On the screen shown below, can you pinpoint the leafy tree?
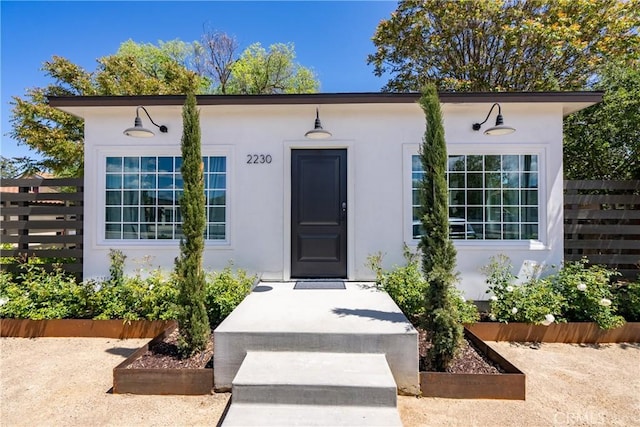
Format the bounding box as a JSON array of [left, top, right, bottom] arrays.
[[0, 157, 45, 178], [113, 39, 211, 93], [9, 52, 204, 176], [369, 0, 639, 92], [418, 84, 462, 371], [174, 90, 210, 355], [227, 43, 319, 94], [564, 62, 640, 180]]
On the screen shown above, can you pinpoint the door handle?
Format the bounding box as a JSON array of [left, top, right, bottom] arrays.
[[341, 202, 347, 218]]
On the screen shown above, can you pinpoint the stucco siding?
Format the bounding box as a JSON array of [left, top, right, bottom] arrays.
[[81, 101, 565, 299]]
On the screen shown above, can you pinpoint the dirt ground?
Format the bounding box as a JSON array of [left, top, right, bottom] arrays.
[[1, 338, 638, 427]]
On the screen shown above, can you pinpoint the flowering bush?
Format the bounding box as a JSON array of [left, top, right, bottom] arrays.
[[551, 259, 624, 329], [483, 255, 565, 325], [483, 255, 627, 329]]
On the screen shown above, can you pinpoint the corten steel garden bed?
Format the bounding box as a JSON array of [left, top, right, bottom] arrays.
[[113, 323, 213, 395], [420, 328, 526, 400], [0, 319, 175, 339], [466, 322, 640, 344]]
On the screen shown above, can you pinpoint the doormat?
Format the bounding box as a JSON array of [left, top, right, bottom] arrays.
[[294, 281, 346, 290]]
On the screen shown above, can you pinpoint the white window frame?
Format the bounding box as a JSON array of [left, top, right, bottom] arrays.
[[96, 145, 233, 248], [403, 143, 548, 250]]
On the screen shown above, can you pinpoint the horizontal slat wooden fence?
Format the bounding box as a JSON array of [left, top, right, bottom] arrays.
[[564, 180, 640, 279], [1, 177, 83, 278]]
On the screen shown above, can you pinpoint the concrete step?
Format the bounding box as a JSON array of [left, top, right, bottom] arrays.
[[231, 351, 398, 407], [221, 403, 403, 427], [214, 282, 419, 395]]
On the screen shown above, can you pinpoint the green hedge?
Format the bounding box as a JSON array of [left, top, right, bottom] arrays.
[[0, 258, 255, 325]]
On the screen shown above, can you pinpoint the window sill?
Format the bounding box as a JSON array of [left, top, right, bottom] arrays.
[[408, 239, 549, 251], [97, 240, 232, 249]]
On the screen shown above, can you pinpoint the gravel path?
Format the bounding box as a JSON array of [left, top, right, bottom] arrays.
[[1, 338, 638, 426]]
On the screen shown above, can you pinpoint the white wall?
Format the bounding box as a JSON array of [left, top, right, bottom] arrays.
[[81, 101, 564, 300]]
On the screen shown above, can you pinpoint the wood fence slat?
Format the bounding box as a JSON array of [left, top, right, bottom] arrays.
[[0, 235, 83, 244], [564, 194, 640, 205], [2, 220, 83, 229], [564, 224, 640, 234], [564, 209, 640, 220], [0, 206, 84, 216], [0, 178, 83, 187], [564, 240, 640, 250], [0, 192, 84, 202], [564, 180, 640, 191]]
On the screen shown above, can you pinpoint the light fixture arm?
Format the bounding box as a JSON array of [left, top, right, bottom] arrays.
[[314, 108, 321, 126], [136, 106, 168, 133], [304, 106, 332, 139], [472, 103, 501, 131]]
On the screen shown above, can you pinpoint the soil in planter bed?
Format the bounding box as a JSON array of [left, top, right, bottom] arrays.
[[417, 327, 505, 374], [127, 326, 502, 373], [126, 328, 213, 369]]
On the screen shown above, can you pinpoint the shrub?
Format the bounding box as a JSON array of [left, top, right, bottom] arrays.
[[483, 255, 626, 329], [551, 259, 624, 329], [204, 264, 255, 328], [614, 280, 640, 322], [484, 255, 565, 325], [490, 278, 566, 325], [0, 261, 92, 319], [90, 268, 179, 321], [0, 249, 251, 324], [367, 247, 478, 324], [450, 287, 480, 324], [367, 247, 427, 319]]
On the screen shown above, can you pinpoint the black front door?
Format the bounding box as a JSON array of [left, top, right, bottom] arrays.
[[291, 149, 347, 278]]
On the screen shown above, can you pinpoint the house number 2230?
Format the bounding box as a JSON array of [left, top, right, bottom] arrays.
[[246, 154, 273, 164]]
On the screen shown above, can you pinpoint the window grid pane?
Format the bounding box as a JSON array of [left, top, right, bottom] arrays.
[[105, 156, 226, 241], [412, 154, 538, 240]]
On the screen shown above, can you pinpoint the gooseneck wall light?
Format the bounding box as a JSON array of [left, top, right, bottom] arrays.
[[123, 106, 168, 138], [304, 108, 332, 139], [472, 103, 516, 136]]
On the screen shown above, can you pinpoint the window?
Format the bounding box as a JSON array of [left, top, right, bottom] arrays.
[[105, 156, 226, 241], [412, 154, 538, 240]]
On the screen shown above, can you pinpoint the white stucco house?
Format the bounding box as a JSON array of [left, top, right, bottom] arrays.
[[49, 91, 601, 301]]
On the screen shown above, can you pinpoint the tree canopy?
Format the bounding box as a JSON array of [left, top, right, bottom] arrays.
[[227, 43, 319, 94], [564, 62, 640, 180], [10, 34, 319, 176], [368, 0, 639, 92]]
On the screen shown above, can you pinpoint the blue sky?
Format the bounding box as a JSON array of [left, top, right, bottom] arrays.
[[1, 0, 397, 160]]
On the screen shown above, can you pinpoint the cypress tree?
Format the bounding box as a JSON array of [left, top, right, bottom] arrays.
[[175, 91, 210, 354], [418, 83, 462, 371]]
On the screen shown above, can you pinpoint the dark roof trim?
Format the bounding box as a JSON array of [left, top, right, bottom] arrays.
[[48, 91, 603, 107]]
